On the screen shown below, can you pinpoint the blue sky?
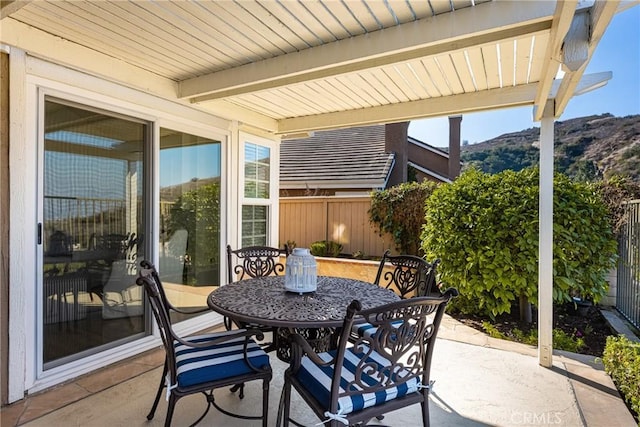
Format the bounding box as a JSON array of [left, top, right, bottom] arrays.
[[408, 5, 640, 147], [160, 144, 221, 188]]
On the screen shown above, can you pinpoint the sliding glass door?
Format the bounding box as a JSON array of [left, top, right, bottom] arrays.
[[41, 99, 147, 368], [159, 128, 221, 323], [40, 98, 224, 369]]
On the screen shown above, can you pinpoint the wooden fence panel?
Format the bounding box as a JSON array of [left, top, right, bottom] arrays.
[[279, 198, 327, 248], [280, 196, 394, 257]]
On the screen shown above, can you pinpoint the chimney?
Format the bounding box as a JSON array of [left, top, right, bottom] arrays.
[[448, 115, 462, 179], [385, 122, 410, 187]]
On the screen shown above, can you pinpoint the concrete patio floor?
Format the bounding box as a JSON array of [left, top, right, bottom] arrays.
[[2, 314, 636, 427]]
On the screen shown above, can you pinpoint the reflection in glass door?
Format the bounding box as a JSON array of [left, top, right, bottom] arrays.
[[42, 99, 147, 368], [159, 128, 221, 322]]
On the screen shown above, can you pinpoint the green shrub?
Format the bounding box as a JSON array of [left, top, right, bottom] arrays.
[[421, 167, 618, 318], [511, 328, 539, 346], [369, 181, 440, 255], [481, 323, 584, 351], [594, 176, 640, 235], [552, 329, 585, 353], [285, 240, 297, 251], [167, 182, 221, 284], [310, 240, 343, 257], [603, 335, 640, 420], [481, 321, 506, 340]]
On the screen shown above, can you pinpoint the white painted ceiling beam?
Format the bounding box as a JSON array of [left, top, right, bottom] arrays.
[[276, 71, 613, 135], [533, 0, 578, 122], [197, 100, 279, 132], [181, 0, 557, 102], [276, 83, 542, 135], [554, 0, 620, 117], [562, 10, 590, 72], [0, 0, 32, 19]]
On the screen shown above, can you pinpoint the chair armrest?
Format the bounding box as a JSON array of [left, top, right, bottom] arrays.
[[168, 304, 210, 316], [441, 287, 459, 299], [288, 333, 335, 372], [173, 328, 265, 349]]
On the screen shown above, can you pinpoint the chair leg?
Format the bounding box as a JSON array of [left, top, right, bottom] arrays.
[[421, 397, 430, 427], [277, 376, 292, 427], [262, 378, 270, 427], [230, 382, 245, 398], [148, 362, 168, 420], [164, 394, 178, 427], [223, 316, 234, 331]]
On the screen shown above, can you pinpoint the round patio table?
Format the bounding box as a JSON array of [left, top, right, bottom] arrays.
[[207, 275, 399, 361]]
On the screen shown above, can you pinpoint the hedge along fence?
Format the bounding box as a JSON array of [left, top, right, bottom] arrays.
[[603, 335, 640, 421], [279, 196, 396, 258]]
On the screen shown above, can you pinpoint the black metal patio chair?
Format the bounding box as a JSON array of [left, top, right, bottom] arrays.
[[351, 250, 440, 340], [227, 244, 290, 282], [277, 288, 457, 427], [137, 261, 272, 427], [374, 250, 440, 298], [224, 244, 290, 332]]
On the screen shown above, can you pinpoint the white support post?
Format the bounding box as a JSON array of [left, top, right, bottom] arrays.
[[538, 100, 555, 367], [126, 160, 138, 237]]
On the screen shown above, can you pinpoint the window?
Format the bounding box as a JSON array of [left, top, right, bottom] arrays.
[[244, 143, 270, 199], [242, 205, 268, 247], [241, 140, 278, 247]]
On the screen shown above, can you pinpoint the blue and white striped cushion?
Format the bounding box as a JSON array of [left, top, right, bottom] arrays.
[[295, 345, 419, 415], [351, 320, 405, 340], [174, 329, 270, 388]]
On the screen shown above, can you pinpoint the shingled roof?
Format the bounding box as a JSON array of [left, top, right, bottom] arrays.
[[280, 125, 395, 191]]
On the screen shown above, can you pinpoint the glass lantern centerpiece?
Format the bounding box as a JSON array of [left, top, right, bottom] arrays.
[[285, 248, 317, 294]]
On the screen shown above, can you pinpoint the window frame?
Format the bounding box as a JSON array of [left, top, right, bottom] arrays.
[[238, 133, 280, 248]]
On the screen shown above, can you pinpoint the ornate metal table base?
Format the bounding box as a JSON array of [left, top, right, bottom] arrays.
[[274, 327, 336, 362]]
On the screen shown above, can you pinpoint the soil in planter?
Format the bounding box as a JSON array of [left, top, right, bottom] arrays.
[[449, 303, 613, 356]]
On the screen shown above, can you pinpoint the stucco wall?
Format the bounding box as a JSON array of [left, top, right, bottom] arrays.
[[1, 51, 9, 405]]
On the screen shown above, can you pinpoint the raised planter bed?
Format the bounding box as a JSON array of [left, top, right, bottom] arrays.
[[315, 256, 380, 283]]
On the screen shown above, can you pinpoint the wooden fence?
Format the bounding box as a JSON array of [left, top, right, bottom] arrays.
[[279, 196, 395, 258]]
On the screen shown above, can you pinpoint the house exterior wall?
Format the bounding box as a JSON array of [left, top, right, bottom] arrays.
[[407, 144, 450, 181], [2, 51, 280, 402], [1, 51, 10, 406], [385, 122, 410, 187]]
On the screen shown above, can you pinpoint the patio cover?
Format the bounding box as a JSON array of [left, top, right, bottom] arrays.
[[1, 0, 633, 367]]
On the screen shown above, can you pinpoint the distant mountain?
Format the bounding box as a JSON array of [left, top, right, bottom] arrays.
[[461, 114, 640, 182]]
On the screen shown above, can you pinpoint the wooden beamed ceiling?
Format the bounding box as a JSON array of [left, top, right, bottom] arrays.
[[0, 0, 625, 136]]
